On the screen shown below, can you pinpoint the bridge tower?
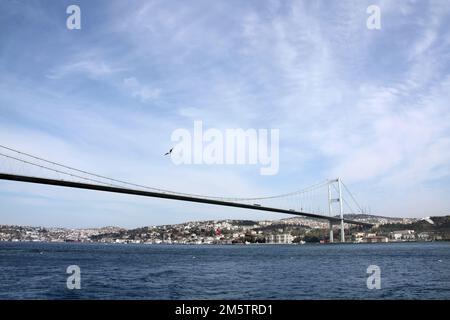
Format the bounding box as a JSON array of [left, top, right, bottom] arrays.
[[327, 183, 334, 243], [338, 177, 345, 242], [327, 178, 345, 243]]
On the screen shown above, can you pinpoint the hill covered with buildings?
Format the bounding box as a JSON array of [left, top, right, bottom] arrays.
[[1, 214, 449, 244]]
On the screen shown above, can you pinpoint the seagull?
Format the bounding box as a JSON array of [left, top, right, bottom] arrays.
[[164, 148, 173, 156]]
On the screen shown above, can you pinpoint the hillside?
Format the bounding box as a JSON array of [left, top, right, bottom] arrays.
[[375, 216, 450, 240]]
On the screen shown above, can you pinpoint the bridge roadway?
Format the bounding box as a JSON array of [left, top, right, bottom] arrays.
[[0, 173, 372, 227]]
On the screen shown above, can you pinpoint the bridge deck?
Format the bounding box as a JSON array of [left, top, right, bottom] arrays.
[[0, 173, 372, 227]]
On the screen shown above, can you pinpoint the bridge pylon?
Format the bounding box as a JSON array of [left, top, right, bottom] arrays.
[[329, 220, 334, 243], [327, 178, 345, 243]]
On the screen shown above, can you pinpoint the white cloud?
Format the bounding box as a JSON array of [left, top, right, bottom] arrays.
[[123, 77, 161, 102], [1, 0, 450, 225], [47, 60, 119, 79]]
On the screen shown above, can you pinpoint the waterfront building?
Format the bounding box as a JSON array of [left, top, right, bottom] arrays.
[[389, 230, 415, 241], [362, 236, 389, 243], [265, 234, 294, 244]]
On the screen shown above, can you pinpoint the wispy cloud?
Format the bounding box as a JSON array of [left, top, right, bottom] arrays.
[[1, 0, 449, 226], [123, 77, 161, 102], [47, 60, 118, 79]]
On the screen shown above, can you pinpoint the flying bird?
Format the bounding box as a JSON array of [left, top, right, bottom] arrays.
[[164, 148, 173, 156]]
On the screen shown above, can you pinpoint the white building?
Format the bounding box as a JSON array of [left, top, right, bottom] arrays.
[[265, 234, 294, 244], [389, 230, 415, 241]]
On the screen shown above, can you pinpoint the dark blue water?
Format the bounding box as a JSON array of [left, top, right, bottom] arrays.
[[0, 242, 449, 299]]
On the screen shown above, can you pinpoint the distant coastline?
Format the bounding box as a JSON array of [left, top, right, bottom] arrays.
[[1, 214, 449, 244]]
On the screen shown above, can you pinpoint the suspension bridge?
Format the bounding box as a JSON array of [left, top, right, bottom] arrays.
[[0, 144, 373, 243]]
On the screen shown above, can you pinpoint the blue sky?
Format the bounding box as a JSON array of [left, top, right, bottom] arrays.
[[0, 0, 449, 228]]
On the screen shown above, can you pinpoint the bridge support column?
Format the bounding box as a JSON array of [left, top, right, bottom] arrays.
[[338, 178, 345, 243], [329, 221, 334, 243]]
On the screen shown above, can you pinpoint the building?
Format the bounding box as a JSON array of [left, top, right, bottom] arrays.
[[265, 234, 294, 244], [353, 232, 365, 243], [362, 236, 389, 243], [417, 232, 431, 241], [389, 230, 415, 241]]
